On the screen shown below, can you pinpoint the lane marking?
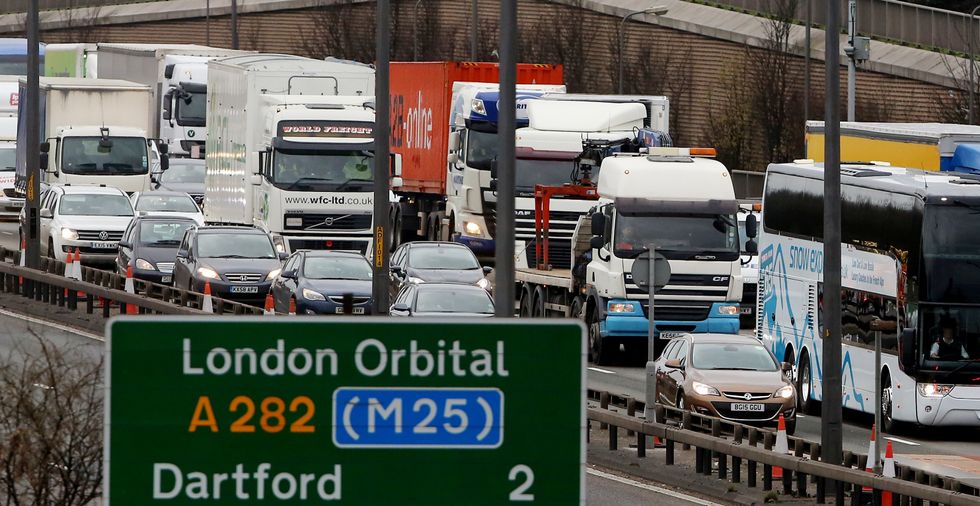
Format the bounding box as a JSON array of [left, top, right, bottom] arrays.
[[588, 367, 616, 375], [587, 468, 722, 505], [885, 436, 921, 447], [0, 307, 103, 341], [1, 231, 12, 236]]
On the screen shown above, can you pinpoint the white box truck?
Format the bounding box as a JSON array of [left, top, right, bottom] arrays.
[[206, 54, 376, 253], [44, 43, 98, 78], [0, 75, 19, 214], [15, 77, 163, 194], [97, 43, 247, 157]]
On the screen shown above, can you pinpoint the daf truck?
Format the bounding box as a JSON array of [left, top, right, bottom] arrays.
[[205, 54, 376, 253], [388, 61, 564, 254], [97, 44, 247, 157], [15, 77, 163, 194], [515, 146, 745, 364]]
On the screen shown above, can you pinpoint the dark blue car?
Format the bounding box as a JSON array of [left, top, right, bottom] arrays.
[[269, 250, 373, 315]]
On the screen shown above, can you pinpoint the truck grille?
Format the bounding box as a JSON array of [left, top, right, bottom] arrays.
[[483, 201, 497, 237], [223, 273, 264, 284], [284, 213, 372, 231], [77, 230, 124, 241], [288, 239, 368, 253], [625, 273, 729, 298], [641, 302, 712, 322]]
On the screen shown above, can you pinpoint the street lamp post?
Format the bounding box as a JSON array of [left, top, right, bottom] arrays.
[[618, 6, 668, 94], [969, 4, 980, 124]]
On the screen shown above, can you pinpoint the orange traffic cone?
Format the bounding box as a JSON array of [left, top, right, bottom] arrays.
[[882, 441, 896, 505], [288, 297, 297, 316], [202, 281, 213, 313], [863, 424, 877, 493], [73, 248, 82, 280], [773, 414, 789, 479], [63, 249, 74, 298], [125, 265, 138, 315], [264, 293, 275, 316]]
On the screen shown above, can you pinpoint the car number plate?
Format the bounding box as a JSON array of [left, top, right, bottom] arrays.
[[90, 241, 117, 249], [161, 275, 172, 284], [740, 306, 753, 315], [731, 403, 764, 412], [229, 286, 259, 294], [659, 331, 685, 339], [335, 307, 366, 315]]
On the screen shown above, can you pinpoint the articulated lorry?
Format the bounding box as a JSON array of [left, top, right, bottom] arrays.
[[510, 95, 670, 270], [15, 77, 163, 194], [97, 44, 247, 157], [805, 121, 980, 174], [387, 61, 564, 254], [205, 54, 376, 253], [515, 145, 745, 364], [44, 43, 98, 78]]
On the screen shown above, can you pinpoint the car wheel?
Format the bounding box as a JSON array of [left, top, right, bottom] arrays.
[[47, 239, 54, 260], [676, 390, 688, 428], [797, 352, 819, 415], [588, 307, 614, 365]]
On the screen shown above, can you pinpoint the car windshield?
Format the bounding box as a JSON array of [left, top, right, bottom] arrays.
[[615, 213, 739, 261], [691, 343, 778, 371], [160, 162, 205, 184], [197, 233, 276, 259], [270, 149, 374, 191], [303, 256, 372, 280], [176, 90, 206, 126], [408, 247, 480, 270], [515, 158, 578, 197], [416, 288, 494, 314], [0, 148, 14, 171], [59, 194, 133, 216], [139, 221, 193, 246], [61, 137, 149, 175], [136, 194, 199, 213]]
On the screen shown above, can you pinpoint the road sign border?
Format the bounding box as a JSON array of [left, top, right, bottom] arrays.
[[104, 315, 587, 506]]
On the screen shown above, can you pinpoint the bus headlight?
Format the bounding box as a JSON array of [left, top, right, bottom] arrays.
[[608, 302, 637, 313], [717, 305, 740, 315], [917, 383, 953, 397]]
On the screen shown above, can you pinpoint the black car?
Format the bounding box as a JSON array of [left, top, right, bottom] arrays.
[[173, 226, 286, 305], [154, 158, 205, 206], [388, 242, 492, 300], [116, 215, 197, 285], [270, 250, 373, 315], [390, 283, 495, 317]]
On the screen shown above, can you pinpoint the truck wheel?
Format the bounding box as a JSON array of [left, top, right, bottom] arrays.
[[531, 286, 546, 317], [588, 309, 614, 364], [569, 296, 584, 320], [518, 287, 532, 317]]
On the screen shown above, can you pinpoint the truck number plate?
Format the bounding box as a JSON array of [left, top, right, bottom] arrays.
[[90, 241, 117, 249], [740, 306, 753, 315], [731, 403, 764, 412], [230, 286, 259, 294], [335, 307, 366, 314]]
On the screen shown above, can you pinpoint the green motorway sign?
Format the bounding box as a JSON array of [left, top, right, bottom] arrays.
[[106, 317, 585, 504]]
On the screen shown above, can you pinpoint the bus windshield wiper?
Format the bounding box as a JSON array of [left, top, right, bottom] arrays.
[[936, 358, 980, 381]]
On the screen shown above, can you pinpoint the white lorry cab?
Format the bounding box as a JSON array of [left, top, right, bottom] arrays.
[[205, 54, 376, 254]]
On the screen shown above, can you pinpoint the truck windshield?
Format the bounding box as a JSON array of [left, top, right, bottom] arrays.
[[466, 130, 496, 170], [614, 213, 739, 261], [175, 90, 206, 127], [61, 137, 149, 175], [0, 147, 14, 171], [515, 158, 578, 196], [271, 148, 373, 191]]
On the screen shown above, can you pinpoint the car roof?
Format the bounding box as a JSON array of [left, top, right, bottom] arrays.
[[133, 214, 198, 223], [407, 241, 470, 250], [414, 282, 488, 292], [52, 184, 126, 196], [137, 190, 193, 197], [686, 333, 765, 345], [193, 226, 267, 234]]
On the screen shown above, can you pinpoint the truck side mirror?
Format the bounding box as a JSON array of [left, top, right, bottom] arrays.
[[160, 155, 169, 172], [40, 153, 48, 170], [164, 64, 176, 79], [257, 150, 266, 176], [489, 158, 498, 179], [162, 90, 174, 121], [448, 131, 461, 152], [746, 214, 759, 239], [744, 239, 758, 255], [39, 141, 49, 153], [590, 212, 605, 237], [589, 235, 604, 250], [389, 153, 402, 177], [157, 142, 169, 155], [898, 328, 917, 373]]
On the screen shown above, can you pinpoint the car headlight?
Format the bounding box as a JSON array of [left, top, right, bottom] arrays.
[[135, 258, 155, 271], [267, 268, 281, 280], [608, 302, 637, 313], [917, 383, 953, 398], [775, 385, 794, 399], [197, 267, 219, 279], [477, 278, 491, 290], [464, 221, 482, 236], [302, 288, 325, 301], [407, 276, 425, 284], [692, 381, 720, 396], [717, 304, 740, 315], [61, 228, 78, 241]]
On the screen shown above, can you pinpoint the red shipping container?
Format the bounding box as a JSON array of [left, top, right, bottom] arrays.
[[390, 62, 563, 195]]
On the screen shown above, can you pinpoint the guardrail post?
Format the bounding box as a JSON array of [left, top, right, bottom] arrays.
[[599, 392, 610, 430], [795, 441, 807, 497], [718, 451, 727, 480], [783, 465, 793, 496], [817, 476, 826, 503], [695, 445, 704, 473], [681, 412, 692, 450], [608, 424, 617, 450], [836, 479, 845, 506], [626, 398, 636, 437], [67, 284, 76, 310], [850, 482, 860, 506], [763, 462, 773, 491], [732, 454, 740, 483], [748, 459, 757, 488], [665, 438, 674, 465], [103, 297, 111, 318], [636, 431, 645, 458], [85, 292, 93, 314], [702, 447, 712, 476]]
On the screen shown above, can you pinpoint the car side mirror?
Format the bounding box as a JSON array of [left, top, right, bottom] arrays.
[[482, 266, 493, 275], [745, 239, 758, 256], [664, 358, 683, 369], [591, 212, 605, 237], [746, 214, 759, 238], [391, 302, 411, 314], [281, 269, 297, 279], [590, 235, 604, 250], [781, 362, 792, 373], [39, 208, 52, 219], [118, 240, 132, 249], [898, 328, 917, 373], [176, 250, 188, 259]]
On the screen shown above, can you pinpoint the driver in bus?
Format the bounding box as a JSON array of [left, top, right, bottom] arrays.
[[930, 317, 970, 360]]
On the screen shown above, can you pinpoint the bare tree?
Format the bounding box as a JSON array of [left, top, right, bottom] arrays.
[[299, 0, 376, 64], [705, 62, 753, 172], [0, 336, 104, 506], [46, 2, 105, 43], [520, 0, 597, 92]]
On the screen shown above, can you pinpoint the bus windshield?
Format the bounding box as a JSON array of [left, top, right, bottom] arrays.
[[614, 213, 739, 261], [917, 304, 980, 381], [922, 203, 980, 304]]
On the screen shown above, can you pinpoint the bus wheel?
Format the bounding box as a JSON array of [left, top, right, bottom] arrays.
[[881, 375, 901, 434], [797, 353, 819, 415]]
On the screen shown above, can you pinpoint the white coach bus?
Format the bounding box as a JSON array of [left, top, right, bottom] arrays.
[[758, 160, 980, 431]]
